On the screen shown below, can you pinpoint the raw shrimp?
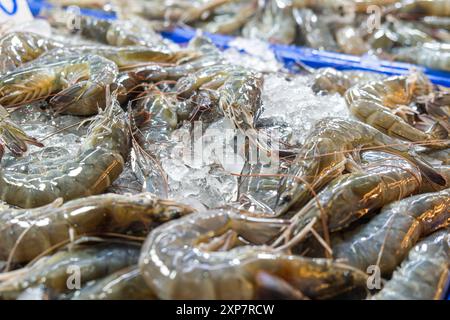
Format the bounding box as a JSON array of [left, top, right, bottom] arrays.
[[276, 117, 446, 214], [391, 43, 450, 71], [73, 266, 156, 300], [0, 97, 129, 208], [352, 0, 398, 11], [371, 229, 449, 300], [139, 208, 368, 300], [333, 189, 450, 275], [202, 1, 257, 35], [175, 64, 237, 98], [76, 16, 165, 47], [130, 88, 194, 197], [47, 0, 109, 9], [422, 149, 450, 165], [0, 193, 195, 264], [289, 0, 353, 11], [392, 0, 450, 17], [182, 0, 236, 24], [218, 67, 264, 142], [132, 35, 224, 84], [242, 1, 296, 45], [311, 67, 385, 95], [0, 54, 118, 115], [345, 72, 449, 148], [0, 32, 61, 74], [41, 43, 189, 71], [283, 156, 437, 242], [0, 243, 140, 300]]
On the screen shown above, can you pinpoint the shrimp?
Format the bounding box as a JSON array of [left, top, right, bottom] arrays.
[[352, 0, 398, 12], [289, 0, 353, 11], [0, 193, 195, 264], [332, 189, 450, 276], [46, 44, 191, 71], [0, 32, 61, 74], [241, 0, 296, 45], [131, 88, 195, 197], [282, 155, 442, 244], [311, 67, 386, 95], [371, 229, 450, 300], [73, 266, 156, 300], [182, 0, 236, 24], [0, 96, 129, 208], [76, 16, 165, 48], [175, 64, 237, 98], [391, 0, 450, 17], [132, 35, 224, 84], [218, 67, 264, 146], [276, 117, 446, 214], [0, 54, 118, 116], [0, 106, 43, 159], [139, 208, 368, 300], [345, 72, 450, 149], [47, 0, 109, 9], [391, 43, 450, 72], [0, 243, 141, 300], [202, 1, 257, 35], [421, 149, 450, 165]]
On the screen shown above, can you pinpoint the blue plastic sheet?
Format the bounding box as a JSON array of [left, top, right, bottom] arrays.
[[24, 0, 450, 301]]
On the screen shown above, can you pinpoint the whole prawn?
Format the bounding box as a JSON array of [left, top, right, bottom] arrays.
[[280, 154, 443, 245], [0, 96, 129, 208], [311, 67, 385, 95], [0, 193, 195, 264], [276, 117, 446, 215], [0, 54, 118, 116], [345, 72, 449, 149], [139, 208, 368, 300]]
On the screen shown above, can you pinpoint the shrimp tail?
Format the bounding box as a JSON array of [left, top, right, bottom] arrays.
[[410, 151, 447, 186], [50, 81, 102, 114], [0, 122, 44, 157]]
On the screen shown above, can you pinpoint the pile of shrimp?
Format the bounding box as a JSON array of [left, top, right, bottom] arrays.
[[0, 13, 448, 300], [81, 0, 450, 72]]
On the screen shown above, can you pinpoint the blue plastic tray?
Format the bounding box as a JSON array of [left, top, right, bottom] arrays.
[[25, 0, 450, 300]]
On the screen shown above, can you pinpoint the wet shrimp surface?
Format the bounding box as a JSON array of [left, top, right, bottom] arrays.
[[0, 12, 448, 300]]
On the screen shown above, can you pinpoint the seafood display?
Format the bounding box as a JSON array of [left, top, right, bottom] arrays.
[[120, 0, 450, 72], [0, 5, 449, 301]]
